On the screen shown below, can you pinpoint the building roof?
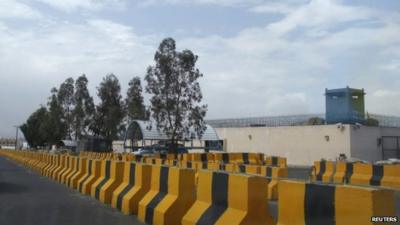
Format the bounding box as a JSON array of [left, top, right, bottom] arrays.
[[325, 87, 365, 95]]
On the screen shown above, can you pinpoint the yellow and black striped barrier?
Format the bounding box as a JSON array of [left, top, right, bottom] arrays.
[[69, 157, 87, 189], [265, 156, 287, 167], [182, 170, 275, 225], [92, 160, 111, 199], [277, 180, 396, 225], [99, 161, 125, 204], [138, 165, 195, 225], [311, 160, 335, 182]]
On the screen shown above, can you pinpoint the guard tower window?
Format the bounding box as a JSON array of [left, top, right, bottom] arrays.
[[352, 95, 359, 99]]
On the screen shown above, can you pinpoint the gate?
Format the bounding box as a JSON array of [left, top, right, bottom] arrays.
[[382, 136, 400, 160]]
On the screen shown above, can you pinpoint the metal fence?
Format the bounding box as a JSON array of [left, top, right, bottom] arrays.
[[206, 113, 400, 128]]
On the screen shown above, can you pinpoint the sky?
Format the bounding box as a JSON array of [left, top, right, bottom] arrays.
[[0, 0, 400, 137]]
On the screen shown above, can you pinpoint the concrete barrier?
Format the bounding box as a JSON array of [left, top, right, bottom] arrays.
[[265, 156, 287, 168], [138, 166, 170, 224], [381, 164, 400, 189], [219, 163, 236, 173], [182, 170, 274, 225], [112, 162, 135, 209], [277, 180, 396, 225], [69, 158, 87, 189], [237, 164, 260, 175], [66, 157, 81, 187], [99, 161, 125, 204], [180, 161, 194, 169], [139, 166, 195, 225], [92, 160, 111, 199], [52, 155, 67, 181], [333, 162, 354, 184], [350, 163, 373, 186], [119, 163, 152, 215], [41, 154, 53, 176], [65, 157, 79, 186], [312, 161, 335, 182], [213, 153, 233, 164], [260, 166, 288, 200], [81, 160, 102, 195], [77, 159, 93, 192]]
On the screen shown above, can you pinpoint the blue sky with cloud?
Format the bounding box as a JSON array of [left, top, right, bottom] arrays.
[[0, 0, 400, 137]]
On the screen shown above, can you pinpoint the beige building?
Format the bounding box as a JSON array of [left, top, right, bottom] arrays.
[[215, 124, 400, 166]]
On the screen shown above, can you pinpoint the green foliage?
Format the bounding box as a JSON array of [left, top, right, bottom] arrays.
[[57, 77, 75, 139], [73, 74, 95, 140], [308, 117, 325, 125], [43, 87, 67, 144], [126, 76, 148, 121], [366, 118, 379, 126], [92, 74, 125, 147], [20, 106, 49, 148], [145, 38, 207, 152]]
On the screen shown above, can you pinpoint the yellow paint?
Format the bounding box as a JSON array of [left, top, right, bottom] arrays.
[[181, 170, 213, 225], [121, 163, 152, 215], [335, 185, 395, 225]]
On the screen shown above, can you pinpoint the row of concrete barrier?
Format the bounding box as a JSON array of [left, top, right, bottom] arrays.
[[0, 150, 288, 201], [0, 150, 276, 225], [80, 151, 288, 167], [1, 150, 397, 225], [312, 160, 400, 189]]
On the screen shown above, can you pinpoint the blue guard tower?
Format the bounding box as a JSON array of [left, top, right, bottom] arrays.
[[325, 87, 366, 124]]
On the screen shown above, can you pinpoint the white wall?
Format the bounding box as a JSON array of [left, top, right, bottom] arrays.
[[215, 125, 351, 166], [350, 126, 400, 162]]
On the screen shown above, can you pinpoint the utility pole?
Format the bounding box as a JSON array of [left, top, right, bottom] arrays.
[[14, 125, 19, 150]]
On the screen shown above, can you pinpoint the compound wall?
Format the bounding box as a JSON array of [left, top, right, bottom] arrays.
[[215, 125, 400, 166]]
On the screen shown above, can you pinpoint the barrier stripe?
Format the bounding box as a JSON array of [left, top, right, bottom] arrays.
[[344, 163, 353, 183], [220, 164, 226, 171], [117, 163, 136, 210], [67, 157, 80, 186], [201, 154, 207, 162], [243, 153, 249, 164], [266, 167, 272, 177], [145, 166, 169, 225], [239, 165, 245, 173], [201, 163, 207, 169], [370, 165, 384, 186], [79, 160, 92, 192], [304, 183, 335, 225], [196, 172, 228, 225], [271, 157, 278, 166], [316, 161, 326, 181], [222, 154, 229, 163], [187, 161, 192, 169], [95, 161, 111, 199]]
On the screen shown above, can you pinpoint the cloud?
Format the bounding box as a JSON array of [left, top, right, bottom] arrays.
[[0, 0, 42, 19], [35, 0, 126, 12], [139, 0, 263, 8], [0, 18, 158, 137], [1, 0, 400, 136]]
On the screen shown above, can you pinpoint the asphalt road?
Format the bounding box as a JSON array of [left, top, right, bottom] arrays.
[[0, 157, 144, 225]]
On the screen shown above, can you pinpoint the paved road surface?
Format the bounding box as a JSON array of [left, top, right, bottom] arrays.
[[0, 157, 144, 225]]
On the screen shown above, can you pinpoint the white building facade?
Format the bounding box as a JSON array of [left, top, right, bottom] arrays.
[[215, 124, 400, 166]]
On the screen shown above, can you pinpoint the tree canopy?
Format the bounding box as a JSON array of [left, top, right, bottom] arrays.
[[73, 74, 95, 140], [93, 74, 125, 147], [20, 106, 49, 148], [126, 76, 148, 121], [145, 38, 208, 152], [19, 37, 208, 151]]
